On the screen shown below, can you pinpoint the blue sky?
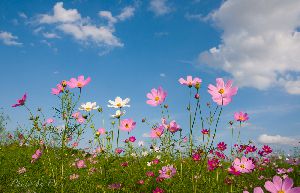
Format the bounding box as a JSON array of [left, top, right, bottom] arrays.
[[0, 0, 299, 149]]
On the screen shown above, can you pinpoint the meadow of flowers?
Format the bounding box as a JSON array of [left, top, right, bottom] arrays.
[[0, 75, 299, 193]]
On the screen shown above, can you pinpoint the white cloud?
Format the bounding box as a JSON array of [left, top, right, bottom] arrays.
[[160, 73, 166, 77], [185, 13, 204, 21], [43, 32, 61, 39], [258, 134, 299, 146], [36, 2, 135, 51], [18, 12, 28, 19], [149, 0, 172, 16], [0, 31, 22, 46], [198, 0, 300, 94]]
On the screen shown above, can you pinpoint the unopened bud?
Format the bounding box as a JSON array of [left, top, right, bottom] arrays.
[[195, 93, 200, 99], [61, 80, 67, 87], [164, 104, 168, 109]]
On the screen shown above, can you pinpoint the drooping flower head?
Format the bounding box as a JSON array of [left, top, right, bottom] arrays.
[[51, 84, 64, 95], [264, 176, 300, 193], [108, 97, 130, 108], [146, 87, 167, 106], [67, 75, 91, 89], [159, 165, 176, 179], [234, 112, 249, 122], [79, 102, 99, 112], [111, 110, 126, 118], [150, 125, 164, 138], [208, 78, 238, 106], [119, 119, 136, 132], [129, 136, 136, 142], [178, 75, 202, 88], [233, 156, 255, 173], [201, 129, 209, 135], [12, 93, 27, 107]]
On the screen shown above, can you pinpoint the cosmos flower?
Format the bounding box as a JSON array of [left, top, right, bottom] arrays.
[[31, 149, 42, 163], [178, 75, 202, 88], [129, 136, 136, 142], [51, 84, 64, 95], [208, 78, 238, 106], [234, 112, 249, 122], [161, 118, 180, 133], [79, 102, 99, 112], [243, 187, 264, 193], [153, 187, 165, 193], [119, 119, 136, 132], [159, 165, 176, 179], [150, 125, 164, 138], [76, 160, 86, 169], [146, 87, 167, 106], [217, 142, 227, 151], [108, 97, 130, 108], [201, 129, 209, 135], [264, 176, 300, 193], [69, 174, 79, 180], [67, 75, 91, 89], [12, 93, 27, 107], [111, 109, 126, 118], [96, 128, 105, 136], [233, 156, 255, 173]]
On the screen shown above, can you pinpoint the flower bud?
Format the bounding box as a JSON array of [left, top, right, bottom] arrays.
[[194, 93, 200, 99]]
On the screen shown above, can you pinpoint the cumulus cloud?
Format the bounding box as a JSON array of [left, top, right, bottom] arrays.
[[149, 0, 173, 16], [36, 2, 135, 51], [258, 134, 299, 146], [0, 31, 22, 46], [198, 0, 300, 94]]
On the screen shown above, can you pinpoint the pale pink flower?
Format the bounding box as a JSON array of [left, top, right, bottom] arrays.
[[150, 125, 164, 138], [208, 78, 238, 106], [72, 112, 81, 119], [234, 112, 249, 122], [146, 87, 167, 106], [69, 174, 79, 180], [17, 167, 26, 174], [159, 165, 176, 179], [264, 176, 300, 193], [243, 187, 264, 193], [96, 128, 105, 136], [51, 84, 63, 95], [77, 116, 85, 124], [12, 93, 27, 107], [46, 118, 54, 124], [161, 118, 180, 133], [76, 160, 86, 169], [233, 156, 255, 173], [31, 149, 42, 163], [72, 142, 78, 147], [67, 75, 91, 89], [178, 76, 202, 88], [119, 119, 136, 132]]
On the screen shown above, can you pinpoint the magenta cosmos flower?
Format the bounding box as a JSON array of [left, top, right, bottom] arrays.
[[243, 187, 264, 193], [208, 78, 238, 106], [265, 176, 300, 193], [159, 165, 176, 179], [119, 119, 136, 132], [217, 142, 227, 151], [150, 125, 164, 138], [161, 118, 180, 133], [234, 112, 249, 122], [67, 75, 91, 89], [146, 87, 167, 106], [233, 156, 255, 173], [178, 75, 202, 88], [51, 84, 64, 95], [12, 93, 27, 107]]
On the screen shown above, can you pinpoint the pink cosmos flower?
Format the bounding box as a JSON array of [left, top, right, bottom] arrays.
[[262, 145, 272, 155], [178, 76, 202, 88], [183, 136, 188, 143], [146, 171, 155, 177], [46, 118, 54, 124], [72, 112, 81, 119], [233, 156, 255, 173], [201, 129, 209, 135], [161, 118, 180, 133], [208, 78, 238, 106], [76, 160, 86, 169], [129, 136, 136, 142], [115, 148, 123, 154], [150, 125, 164, 138], [217, 142, 227, 151], [67, 75, 91, 89], [159, 165, 176, 179], [243, 187, 264, 193], [146, 87, 167, 106], [96, 128, 105, 136], [153, 187, 165, 193], [192, 153, 201, 161], [228, 166, 241, 176], [77, 116, 85, 124], [207, 158, 220, 171], [31, 149, 42, 163], [264, 176, 300, 193], [12, 93, 27, 107], [234, 112, 249, 122], [51, 84, 63, 95], [119, 119, 136, 132]]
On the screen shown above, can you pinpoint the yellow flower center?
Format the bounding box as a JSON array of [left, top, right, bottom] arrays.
[[218, 88, 225, 94], [85, 107, 91, 111], [278, 191, 285, 193], [125, 124, 129, 128], [240, 164, 245, 169], [77, 82, 83, 87], [156, 131, 162, 137], [116, 103, 122, 107], [155, 96, 160, 101], [166, 170, 171, 175]]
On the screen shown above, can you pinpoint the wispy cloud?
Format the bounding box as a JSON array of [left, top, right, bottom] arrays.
[[43, 32, 61, 39], [199, 0, 300, 95], [160, 73, 166, 77], [154, 31, 169, 37], [258, 134, 299, 146], [0, 31, 22, 46], [149, 0, 173, 16], [185, 13, 205, 21], [35, 2, 135, 53], [18, 12, 28, 19]]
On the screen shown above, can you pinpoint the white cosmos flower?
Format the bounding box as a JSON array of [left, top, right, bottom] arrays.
[[142, 151, 148, 157], [108, 97, 130, 108], [79, 102, 99, 112], [138, 141, 144, 147], [110, 110, 126, 118], [147, 162, 152, 166]]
